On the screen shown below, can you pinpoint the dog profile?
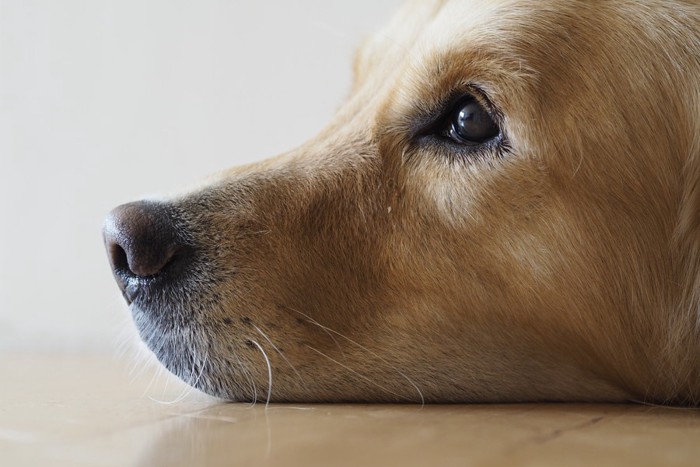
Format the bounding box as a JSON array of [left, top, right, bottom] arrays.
[[103, 0, 700, 405]]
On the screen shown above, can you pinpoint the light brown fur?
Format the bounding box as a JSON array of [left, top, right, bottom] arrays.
[[116, 0, 700, 404]]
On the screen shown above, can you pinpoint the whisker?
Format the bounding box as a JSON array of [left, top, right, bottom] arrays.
[[292, 312, 347, 360], [127, 354, 146, 381], [253, 324, 306, 388], [233, 353, 258, 407], [288, 306, 425, 406], [149, 352, 209, 405], [124, 341, 154, 383], [249, 339, 273, 408], [629, 398, 700, 410], [140, 360, 164, 399], [305, 345, 414, 402], [159, 364, 173, 400]]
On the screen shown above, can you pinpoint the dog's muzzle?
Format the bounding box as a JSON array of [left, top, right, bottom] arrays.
[[102, 201, 192, 304]]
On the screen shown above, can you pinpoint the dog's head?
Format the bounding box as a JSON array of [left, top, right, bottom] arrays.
[[104, 0, 700, 403]]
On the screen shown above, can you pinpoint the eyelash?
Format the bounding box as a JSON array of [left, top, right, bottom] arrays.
[[417, 133, 507, 165]]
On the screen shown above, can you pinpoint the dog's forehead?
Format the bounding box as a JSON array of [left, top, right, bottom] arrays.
[[350, 0, 559, 131], [353, 0, 573, 114], [359, 0, 536, 76], [419, 0, 526, 50]]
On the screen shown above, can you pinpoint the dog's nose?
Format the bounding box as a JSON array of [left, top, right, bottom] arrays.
[[103, 201, 187, 300]]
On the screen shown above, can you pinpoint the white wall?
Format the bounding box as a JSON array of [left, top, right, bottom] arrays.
[[0, 0, 403, 352]]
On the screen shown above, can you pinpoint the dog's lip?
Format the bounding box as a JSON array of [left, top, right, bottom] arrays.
[[113, 277, 136, 305], [112, 270, 152, 305], [124, 281, 141, 304]]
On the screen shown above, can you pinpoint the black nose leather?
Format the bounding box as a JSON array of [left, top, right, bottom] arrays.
[[103, 201, 186, 300]]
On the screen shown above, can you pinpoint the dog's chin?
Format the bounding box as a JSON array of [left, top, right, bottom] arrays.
[[128, 302, 248, 401]]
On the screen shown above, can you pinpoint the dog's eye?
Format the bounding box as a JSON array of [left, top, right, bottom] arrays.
[[448, 97, 499, 145]]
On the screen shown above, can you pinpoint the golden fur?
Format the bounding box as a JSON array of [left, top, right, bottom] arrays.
[[109, 0, 700, 404]]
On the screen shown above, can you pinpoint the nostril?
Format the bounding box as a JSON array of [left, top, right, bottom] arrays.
[[125, 243, 179, 277], [108, 242, 129, 274], [103, 200, 189, 289]]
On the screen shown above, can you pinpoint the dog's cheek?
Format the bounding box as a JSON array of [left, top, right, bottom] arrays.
[[157, 145, 398, 398]]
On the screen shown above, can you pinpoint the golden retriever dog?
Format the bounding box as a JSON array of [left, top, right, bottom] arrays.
[[103, 0, 700, 405]]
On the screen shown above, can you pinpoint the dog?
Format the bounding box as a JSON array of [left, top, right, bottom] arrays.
[[103, 0, 700, 405]]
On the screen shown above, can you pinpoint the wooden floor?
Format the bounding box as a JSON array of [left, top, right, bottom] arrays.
[[1, 355, 699, 466]]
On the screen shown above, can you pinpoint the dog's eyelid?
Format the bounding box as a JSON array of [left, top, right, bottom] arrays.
[[412, 85, 502, 135]]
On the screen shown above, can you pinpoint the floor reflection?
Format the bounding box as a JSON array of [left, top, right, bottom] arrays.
[[136, 405, 315, 466]]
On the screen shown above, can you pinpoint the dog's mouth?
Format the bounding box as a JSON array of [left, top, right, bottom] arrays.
[[127, 291, 286, 402], [124, 276, 245, 400], [102, 200, 238, 396]]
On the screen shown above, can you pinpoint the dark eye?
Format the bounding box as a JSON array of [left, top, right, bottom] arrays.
[[448, 97, 499, 145]]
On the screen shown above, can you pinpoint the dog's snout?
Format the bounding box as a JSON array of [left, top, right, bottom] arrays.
[[103, 201, 188, 300]]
